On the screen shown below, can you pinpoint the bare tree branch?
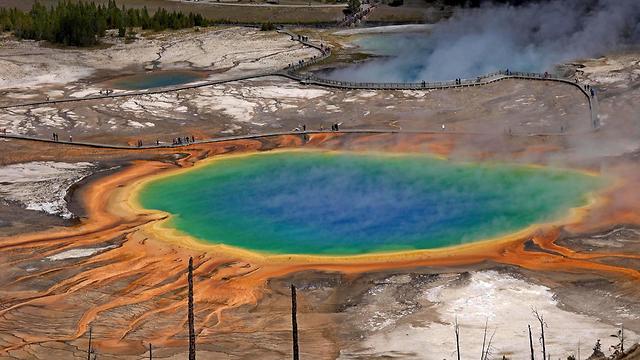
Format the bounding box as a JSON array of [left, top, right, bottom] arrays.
[[532, 308, 546, 360], [484, 328, 497, 360], [481, 319, 488, 360]]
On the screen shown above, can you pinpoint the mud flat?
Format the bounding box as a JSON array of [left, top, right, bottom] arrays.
[[0, 26, 316, 93]]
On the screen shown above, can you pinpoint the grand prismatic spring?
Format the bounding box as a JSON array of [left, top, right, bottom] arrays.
[[138, 151, 603, 255], [2, 0, 640, 357]]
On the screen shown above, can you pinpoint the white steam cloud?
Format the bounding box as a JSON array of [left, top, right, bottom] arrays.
[[325, 0, 640, 82]]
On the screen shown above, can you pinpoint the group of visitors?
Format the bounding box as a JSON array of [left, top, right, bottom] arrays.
[[585, 84, 596, 97], [342, 6, 372, 27], [454, 78, 463, 85], [51, 132, 71, 142], [293, 59, 306, 68], [286, 33, 329, 70], [99, 89, 114, 95], [46, 134, 198, 147], [319, 43, 330, 56], [172, 135, 195, 145], [294, 123, 340, 132]]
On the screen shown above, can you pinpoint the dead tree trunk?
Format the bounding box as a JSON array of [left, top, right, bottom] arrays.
[[188, 257, 196, 360], [481, 319, 488, 360], [149, 343, 152, 360], [291, 284, 300, 360], [484, 329, 496, 360], [578, 339, 581, 360], [528, 324, 535, 360], [541, 320, 546, 360], [455, 317, 461, 360], [87, 326, 93, 360], [533, 309, 546, 360], [621, 325, 625, 354]]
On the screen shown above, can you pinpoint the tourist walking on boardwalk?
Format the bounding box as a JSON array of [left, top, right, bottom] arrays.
[[69, 135, 72, 142]]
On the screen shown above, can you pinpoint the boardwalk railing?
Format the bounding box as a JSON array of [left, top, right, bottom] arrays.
[[0, 127, 601, 151], [279, 29, 600, 130]]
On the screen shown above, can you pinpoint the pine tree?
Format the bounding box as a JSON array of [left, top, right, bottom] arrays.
[[0, 0, 214, 47]]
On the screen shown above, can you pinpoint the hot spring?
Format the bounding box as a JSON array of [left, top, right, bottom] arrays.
[[321, 1, 640, 83], [320, 32, 546, 83], [110, 70, 207, 90], [138, 151, 602, 256]]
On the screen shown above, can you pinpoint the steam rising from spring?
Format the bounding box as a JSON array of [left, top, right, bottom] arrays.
[[326, 0, 640, 82]]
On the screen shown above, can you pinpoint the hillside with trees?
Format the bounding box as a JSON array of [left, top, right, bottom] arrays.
[[0, 0, 212, 47]]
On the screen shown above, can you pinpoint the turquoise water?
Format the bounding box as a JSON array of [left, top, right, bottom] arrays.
[[110, 70, 205, 90], [321, 31, 548, 82], [355, 33, 428, 56], [138, 152, 601, 256]]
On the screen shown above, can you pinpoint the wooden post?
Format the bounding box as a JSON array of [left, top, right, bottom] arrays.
[[455, 317, 460, 360], [528, 325, 535, 360], [188, 257, 196, 360], [291, 284, 300, 360], [87, 326, 92, 360]]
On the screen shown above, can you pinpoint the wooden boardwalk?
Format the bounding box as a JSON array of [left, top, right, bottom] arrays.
[[1, 126, 598, 151], [0, 72, 278, 110], [0, 27, 600, 143]]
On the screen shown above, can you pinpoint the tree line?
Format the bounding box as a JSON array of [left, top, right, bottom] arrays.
[[0, 0, 214, 47]]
